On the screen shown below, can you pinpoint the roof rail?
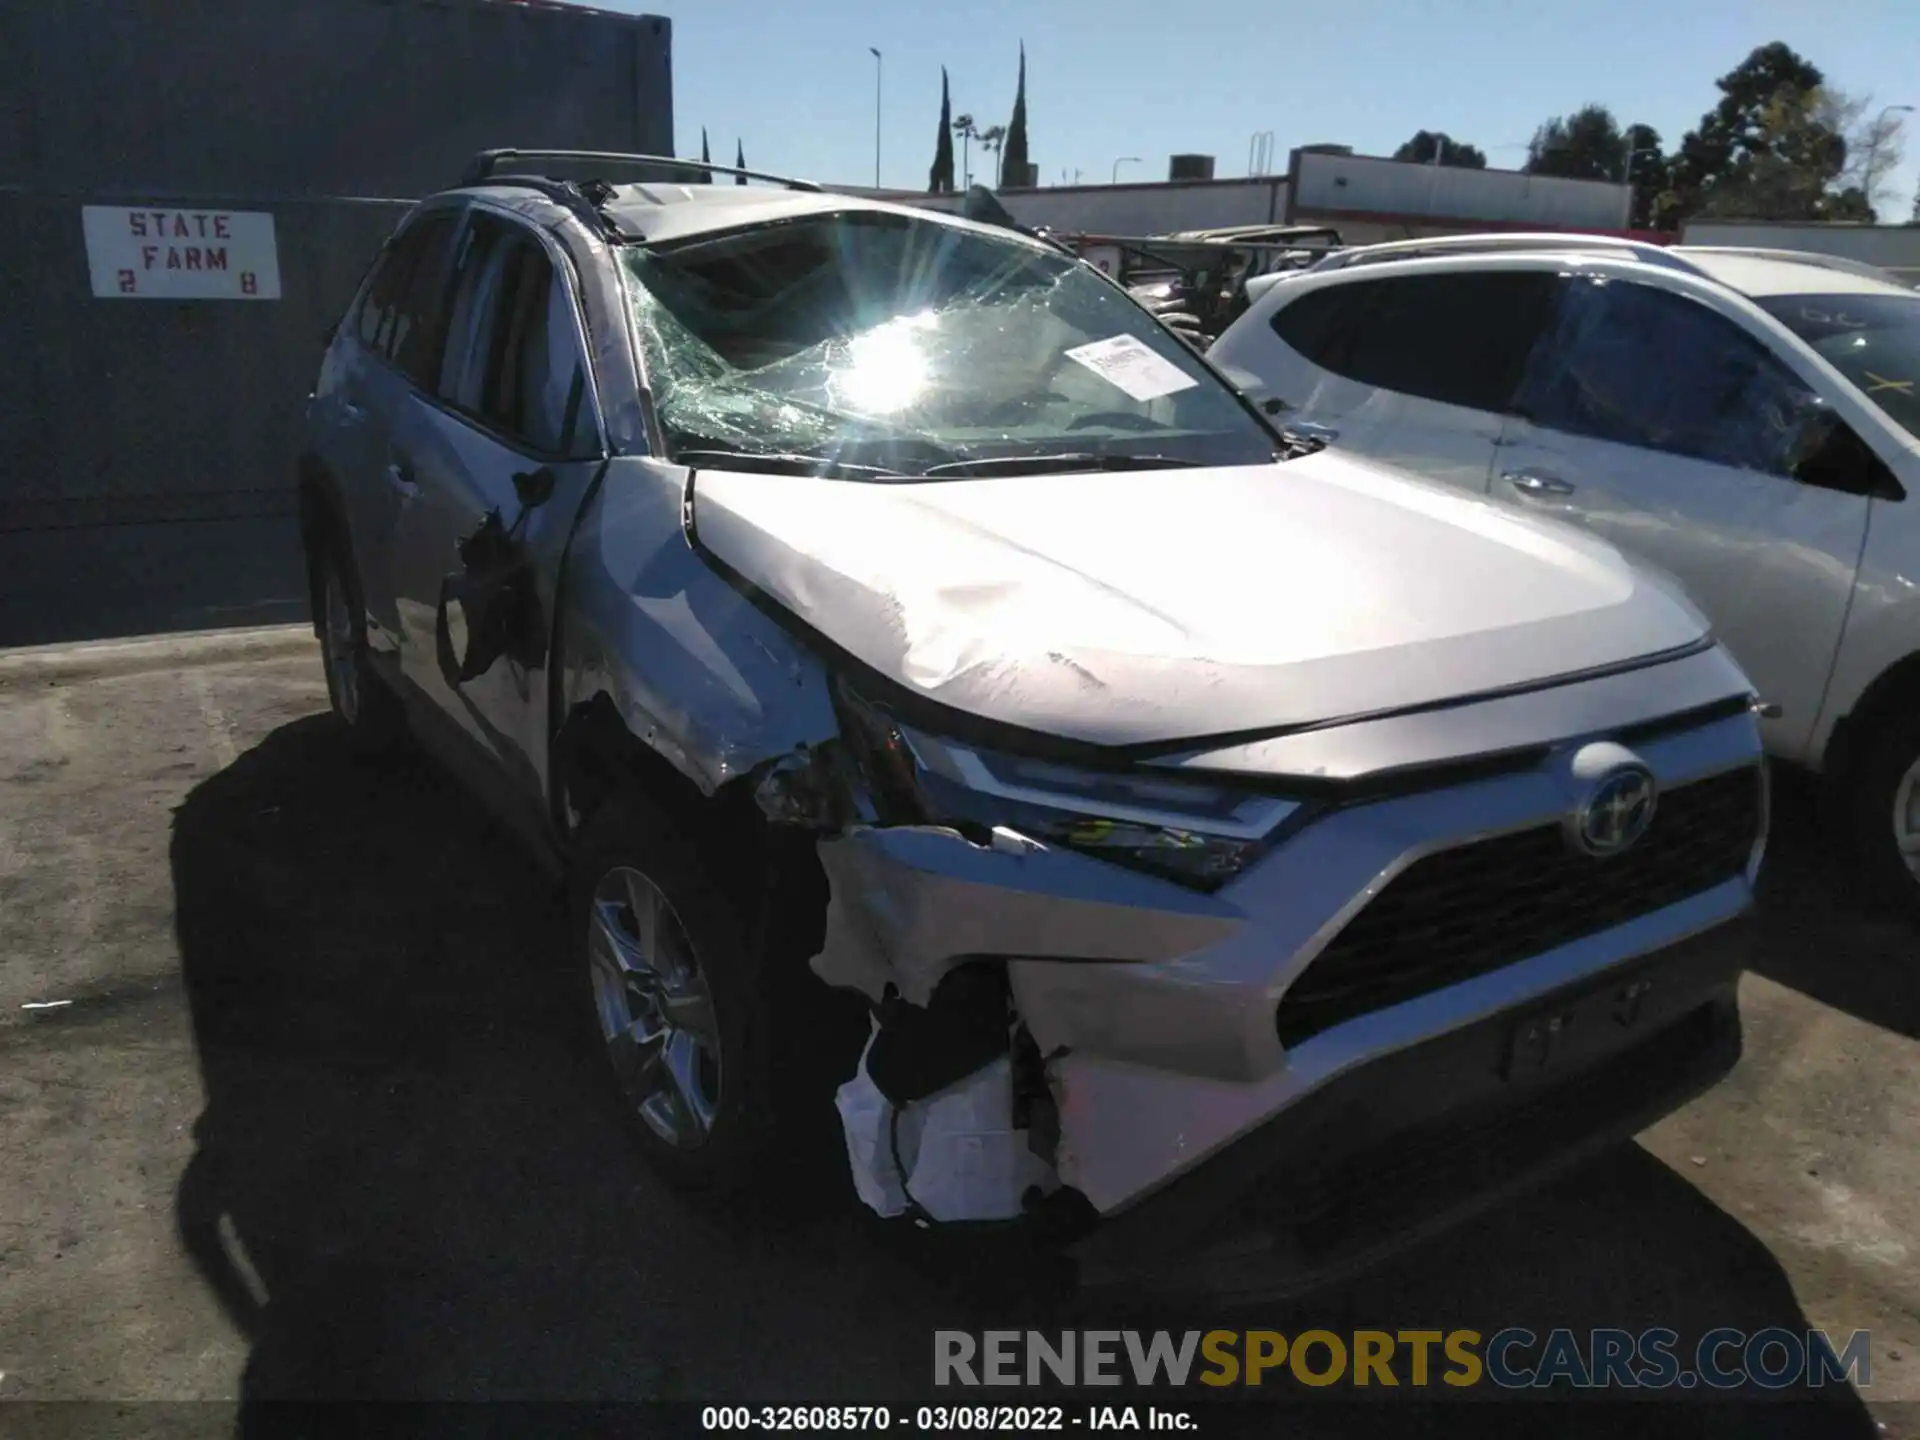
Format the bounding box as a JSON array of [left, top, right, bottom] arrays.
[[1674, 245, 1907, 286], [461, 149, 825, 193], [1304, 231, 1704, 279]]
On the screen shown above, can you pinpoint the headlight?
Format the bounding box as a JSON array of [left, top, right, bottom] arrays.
[[835, 683, 1306, 891]]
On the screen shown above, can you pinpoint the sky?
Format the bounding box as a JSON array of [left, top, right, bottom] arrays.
[[587, 0, 1920, 218]]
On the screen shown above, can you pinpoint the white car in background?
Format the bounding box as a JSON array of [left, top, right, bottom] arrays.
[[1211, 235, 1920, 917]]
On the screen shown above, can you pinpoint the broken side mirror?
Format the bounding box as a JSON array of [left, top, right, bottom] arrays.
[[513, 466, 558, 511]]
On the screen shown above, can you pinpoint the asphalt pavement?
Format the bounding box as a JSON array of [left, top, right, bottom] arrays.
[[0, 632, 1915, 1436]]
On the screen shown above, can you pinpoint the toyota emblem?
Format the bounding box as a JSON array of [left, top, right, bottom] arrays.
[[1572, 765, 1658, 858]]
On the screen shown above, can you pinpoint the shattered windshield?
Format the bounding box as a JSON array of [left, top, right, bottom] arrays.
[[617, 210, 1278, 476], [1758, 292, 1920, 442]]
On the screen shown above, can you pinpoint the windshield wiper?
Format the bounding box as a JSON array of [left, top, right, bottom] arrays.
[[920, 452, 1207, 478], [673, 448, 907, 480]]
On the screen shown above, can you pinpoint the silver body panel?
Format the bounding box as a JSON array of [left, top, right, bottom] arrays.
[[305, 181, 1766, 1227], [688, 456, 1711, 747]]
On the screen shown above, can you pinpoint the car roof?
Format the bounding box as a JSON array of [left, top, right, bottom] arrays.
[[458, 178, 1045, 250], [1300, 232, 1915, 301], [1667, 247, 1918, 299]]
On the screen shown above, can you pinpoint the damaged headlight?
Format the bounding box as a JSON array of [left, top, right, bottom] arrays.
[[835, 683, 1304, 891]]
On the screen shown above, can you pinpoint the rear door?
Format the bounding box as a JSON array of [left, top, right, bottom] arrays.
[[1492, 272, 1871, 757], [1228, 268, 1556, 495], [318, 210, 460, 646], [387, 211, 606, 796]]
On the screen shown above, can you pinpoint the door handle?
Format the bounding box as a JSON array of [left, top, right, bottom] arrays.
[[385, 458, 420, 500], [1504, 469, 1575, 497], [1285, 420, 1339, 443]]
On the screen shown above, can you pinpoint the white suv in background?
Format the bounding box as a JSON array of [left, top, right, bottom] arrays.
[[1211, 236, 1920, 917]]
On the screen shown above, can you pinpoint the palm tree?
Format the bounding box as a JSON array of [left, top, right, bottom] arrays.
[[952, 112, 978, 188], [978, 124, 1007, 187]]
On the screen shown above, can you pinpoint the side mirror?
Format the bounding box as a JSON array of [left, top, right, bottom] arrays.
[[513, 467, 558, 510]]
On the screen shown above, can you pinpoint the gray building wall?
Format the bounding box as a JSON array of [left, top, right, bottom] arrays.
[[902, 177, 1292, 235], [0, 0, 673, 647], [1680, 221, 1920, 286], [1287, 149, 1632, 230]]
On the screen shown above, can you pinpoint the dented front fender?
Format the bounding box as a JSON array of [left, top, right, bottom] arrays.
[[557, 456, 840, 798]]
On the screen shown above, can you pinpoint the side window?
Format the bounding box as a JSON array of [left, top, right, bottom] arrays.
[[1269, 283, 1364, 369], [354, 213, 455, 371], [387, 214, 459, 386], [516, 268, 595, 457], [1324, 272, 1557, 413], [1516, 278, 1812, 475], [437, 218, 514, 408], [434, 216, 596, 457], [354, 237, 414, 352]]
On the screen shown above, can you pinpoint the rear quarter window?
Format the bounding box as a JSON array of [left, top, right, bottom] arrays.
[[1328, 271, 1558, 414], [1269, 283, 1363, 367]]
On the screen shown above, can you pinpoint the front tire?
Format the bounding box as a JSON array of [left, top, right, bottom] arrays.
[[1847, 714, 1920, 920], [569, 792, 775, 1192]]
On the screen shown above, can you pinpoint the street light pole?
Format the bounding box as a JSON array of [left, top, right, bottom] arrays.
[[1111, 156, 1141, 183], [1862, 104, 1913, 214], [869, 47, 882, 190]]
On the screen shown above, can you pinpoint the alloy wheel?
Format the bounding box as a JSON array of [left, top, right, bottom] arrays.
[[587, 864, 723, 1148], [1895, 755, 1920, 884], [321, 565, 360, 725]]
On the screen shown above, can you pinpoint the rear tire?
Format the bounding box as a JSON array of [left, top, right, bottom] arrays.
[[314, 534, 407, 756], [1846, 714, 1920, 921]]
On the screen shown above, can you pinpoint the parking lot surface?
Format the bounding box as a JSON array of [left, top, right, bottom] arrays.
[[1, 633, 1916, 1434]]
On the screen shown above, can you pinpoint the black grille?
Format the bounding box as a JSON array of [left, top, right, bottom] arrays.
[[1274, 766, 1762, 1046]]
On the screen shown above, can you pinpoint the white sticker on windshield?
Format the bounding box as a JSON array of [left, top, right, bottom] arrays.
[[1064, 334, 1200, 402]]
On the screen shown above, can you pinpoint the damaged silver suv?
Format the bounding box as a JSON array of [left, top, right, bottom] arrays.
[[300, 150, 1767, 1291]]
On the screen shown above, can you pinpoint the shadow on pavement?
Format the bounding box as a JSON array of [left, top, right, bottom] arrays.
[[168, 716, 1878, 1435], [1753, 770, 1917, 1040]]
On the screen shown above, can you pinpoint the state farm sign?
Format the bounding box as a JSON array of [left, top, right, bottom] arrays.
[[82, 205, 282, 300]]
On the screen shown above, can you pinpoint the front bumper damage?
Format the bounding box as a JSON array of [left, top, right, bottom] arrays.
[[772, 666, 1764, 1290], [1068, 920, 1745, 1298]]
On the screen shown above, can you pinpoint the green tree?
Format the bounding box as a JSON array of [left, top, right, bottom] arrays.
[[1525, 104, 1627, 180], [1391, 130, 1487, 168], [1001, 43, 1031, 188], [1693, 82, 1851, 221], [699, 127, 714, 185], [1661, 42, 1830, 224], [735, 139, 748, 185], [929, 67, 956, 193]]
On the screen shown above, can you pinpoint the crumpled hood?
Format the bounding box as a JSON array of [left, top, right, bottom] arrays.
[[688, 451, 1708, 747]]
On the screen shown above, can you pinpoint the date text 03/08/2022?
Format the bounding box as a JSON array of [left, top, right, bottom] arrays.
[[701, 1406, 1193, 1432]]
